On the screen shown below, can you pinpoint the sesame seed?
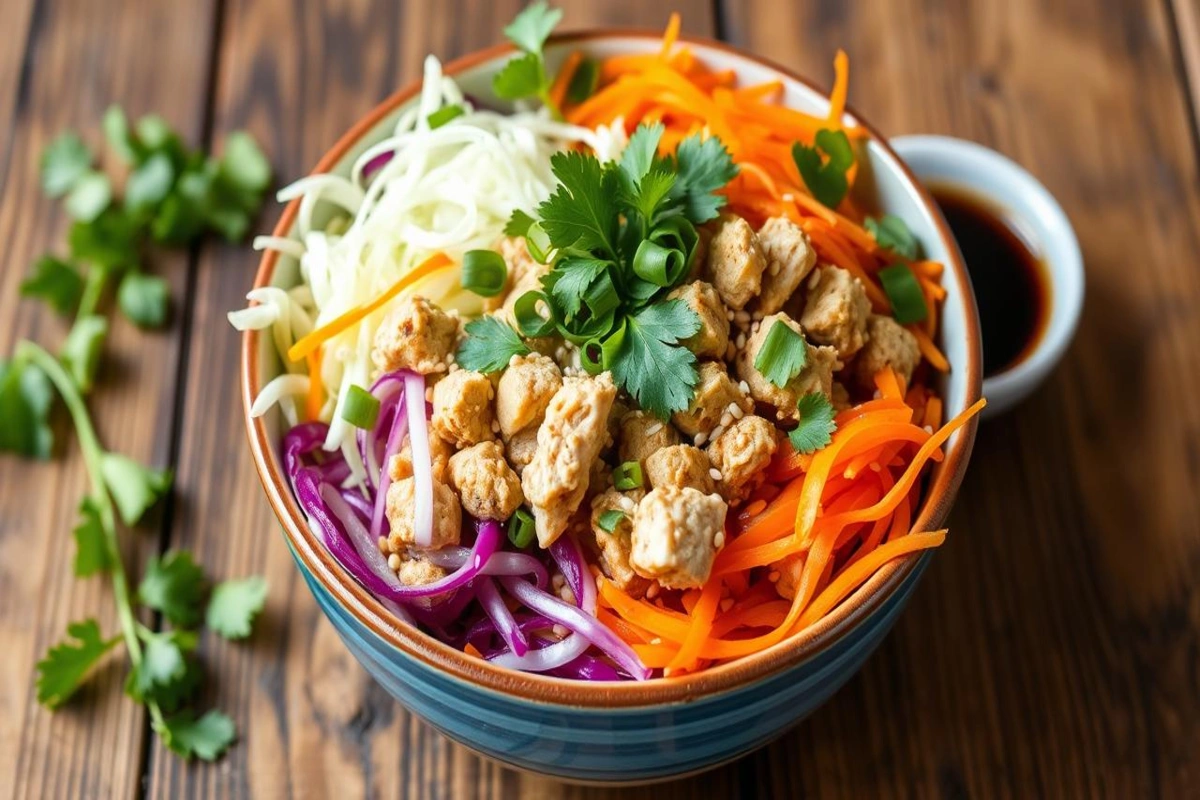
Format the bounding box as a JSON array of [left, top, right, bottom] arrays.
[[709, 467, 722, 482], [782, 193, 795, 202], [924, 425, 934, 434], [425, 387, 434, 402], [491, 420, 501, 433], [720, 412, 733, 427], [751, 310, 763, 321], [725, 309, 735, 321], [646, 422, 663, 436], [738, 380, 750, 393], [693, 432, 708, 447], [378, 536, 389, 551], [730, 404, 745, 420], [768, 571, 781, 583], [552, 574, 565, 590], [870, 463, 882, 472], [808, 270, 822, 290], [735, 333, 746, 349], [446, 352, 456, 364], [387, 553, 402, 570], [710, 424, 726, 441], [651, 637, 663, 645], [726, 342, 737, 360], [552, 624, 569, 638], [646, 583, 660, 599], [768, 262, 780, 276], [734, 310, 750, 324]]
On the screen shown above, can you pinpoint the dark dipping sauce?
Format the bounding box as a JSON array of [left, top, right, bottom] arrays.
[[930, 185, 1051, 377]]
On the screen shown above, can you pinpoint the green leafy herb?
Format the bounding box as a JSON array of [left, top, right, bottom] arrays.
[[597, 509, 626, 533], [607, 302, 700, 419], [61, 315, 108, 393], [566, 57, 599, 103], [156, 710, 237, 761], [865, 214, 921, 260], [0, 359, 54, 458], [35, 619, 121, 708], [792, 128, 855, 209], [72, 498, 110, 576], [671, 132, 739, 223], [503, 209, 536, 238], [124, 153, 175, 213], [493, 2, 563, 110], [461, 249, 509, 297], [455, 316, 530, 373], [103, 106, 138, 163], [503, 0, 562, 53], [494, 53, 546, 101], [21, 256, 85, 315], [788, 393, 838, 454], [41, 133, 93, 197], [65, 171, 113, 222], [878, 263, 928, 324], [117, 272, 170, 328], [754, 320, 809, 388], [100, 451, 172, 525], [426, 104, 464, 129], [206, 577, 269, 640], [139, 551, 206, 628], [538, 150, 620, 258], [68, 209, 140, 270], [612, 461, 644, 491], [127, 629, 195, 701]]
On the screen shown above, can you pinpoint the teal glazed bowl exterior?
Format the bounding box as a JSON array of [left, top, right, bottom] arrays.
[[243, 31, 982, 784]]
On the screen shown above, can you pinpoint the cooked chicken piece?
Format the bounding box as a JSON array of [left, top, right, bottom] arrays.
[[853, 314, 922, 389], [706, 415, 777, 504], [447, 441, 523, 521], [756, 216, 818, 314], [705, 215, 767, 310], [504, 426, 540, 476], [618, 410, 682, 469], [672, 361, 754, 440], [667, 281, 730, 359], [389, 433, 455, 483], [800, 266, 871, 360], [483, 236, 539, 313], [372, 295, 459, 375], [736, 312, 838, 423], [498, 241, 550, 323], [831, 381, 852, 413], [431, 369, 495, 448], [385, 476, 462, 551], [396, 557, 447, 588], [630, 486, 727, 589], [645, 444, 715, 493], [589, 488, 651, 596], [495, 352, 561, 438], [522, 373, 617, 547], [606, 397, 631, 455]]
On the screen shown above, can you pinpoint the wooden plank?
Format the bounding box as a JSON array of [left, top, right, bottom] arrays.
[[1170, 0, 1200, 148], [148, 1, 717, 798], [722, 0, 1200, 796], [0, 0, 218, 798]]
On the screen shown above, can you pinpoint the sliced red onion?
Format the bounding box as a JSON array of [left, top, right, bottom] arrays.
[[321, 483, 404, 592], [338, 488, 373, 521], [425, 547, 549, 587], [464, 613, 555, 651], [499, 576, 650, 680], [402, 371, 434, 548], [368, 387, 408, 544], [284, 422, 331, 476], [361, 150, 394, 181], [357, 378, 403, 489], [477, 577, 529, 657], [550, 652, 624, 681], [549, 534, 595, 613]]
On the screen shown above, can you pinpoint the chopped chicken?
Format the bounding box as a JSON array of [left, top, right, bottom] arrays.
[[706, 415, 777, 503], [629, 486, 727, 589], [853, 314, 922, 388], [372, 295, 459, 375], [389, 433, 454, 483], [498, 242, 550, 323], [831, 381, 852, 413], [736, 312, 838, 423], [800, 266, 870, 360], [504, 426, 540, 476], [589, 488, 650, 596], [756, 216, 818, 314], [618, 410, 681, 468], [396, 557, 447, 588], [447, 440, 523, 521], [431, 369, 495, 448], [385, 476, 462, 551], [672, 361, 753, 439], [521, 373, 617, 547], [495, 352, 562, 438], [645, 444, 715, 493], [667, 280, 730, 359], [705, 215, 766, 310]]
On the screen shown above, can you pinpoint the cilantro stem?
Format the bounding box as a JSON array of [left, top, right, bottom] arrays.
[[13, 340, 164, 727], [76, 267, 109, 320]]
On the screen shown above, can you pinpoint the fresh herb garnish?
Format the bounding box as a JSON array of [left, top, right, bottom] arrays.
[[788, 392, 838, 454], [566, 58, 600, 104], [878, 263, 929, 324], [597, 509, 626, 533], [21, 256, 85, 315], [612, 461, 645, 491], [866, 214, 921, 260], [754, 320, 809, 388], [493, 2, 564, 113], [456, 315, 531, 373], [792, 128, 855, 209]]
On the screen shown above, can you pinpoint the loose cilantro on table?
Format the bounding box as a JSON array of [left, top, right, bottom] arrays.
[[492, 1, 564, 113], [457, 122, 738, 419], [792, 128, 855, 210], [789, 393, 838, 454]]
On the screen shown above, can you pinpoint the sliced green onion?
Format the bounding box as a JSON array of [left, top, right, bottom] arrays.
[[612, 461, 643, 491], [566, 58, 600, 104], [649, 216, 698, 272], [878, 263, 928, 324], [508, 508, 536, 549], [340, 385, 380, 430], [597, 509, 626, 533], [632, 239, 686, 287], [580, 339, 605, 374], [461, 249, 508, 297], [865, 214, 920, 260], [753, 320, 809, 388], [513, 290, 555, 338], [582, 269, 620, 319], [427, 104, 464, 129], [526, 222, 552, 264], [600, 319, 627, 370]]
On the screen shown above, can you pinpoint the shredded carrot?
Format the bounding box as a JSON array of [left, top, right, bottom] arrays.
[[659, 13, 682, 59], [547, 50, 583, 111], [667, 578, 722, 670], [305, 350, 323, 421], [827, 49, 849, 126], [910, 326, 951, 372], [874, 367, 904, 402], [287, 252, 453, 362], [464, 643, 484, 659]]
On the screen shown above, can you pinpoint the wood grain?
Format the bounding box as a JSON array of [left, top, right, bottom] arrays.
[[0, 1, 218, 798], [1169, 0, 1200, 146]]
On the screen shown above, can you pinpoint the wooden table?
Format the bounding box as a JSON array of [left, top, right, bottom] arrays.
[[2, 0, 1198, 796]]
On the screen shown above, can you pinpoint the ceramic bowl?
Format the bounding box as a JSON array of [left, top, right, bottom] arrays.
[[242, 32, 983, 784]]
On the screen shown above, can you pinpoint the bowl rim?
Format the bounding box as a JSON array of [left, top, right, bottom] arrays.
[[241, 29, 982, 707]]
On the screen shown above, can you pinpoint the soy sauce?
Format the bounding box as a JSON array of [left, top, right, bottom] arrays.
[[930, 185, 1051, 377]]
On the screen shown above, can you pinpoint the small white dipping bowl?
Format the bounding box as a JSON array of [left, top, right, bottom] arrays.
[[890, 135, 1084, 418]]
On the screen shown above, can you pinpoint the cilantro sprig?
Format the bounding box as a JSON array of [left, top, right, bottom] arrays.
[[456, 123, 738, 418], [789, 393, 838, 454], [792, 128, 855, 209], [492, 2, 564, 114]]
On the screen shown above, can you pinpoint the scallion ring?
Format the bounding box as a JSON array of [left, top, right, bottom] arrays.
[[632, 239, 686, 287], [612, 461, 644, 491], [508, 508, 536, 549], [597, 509, 625, 533], [526, 222, 553, 264], [340, 385, 381, 430], [513, 290, 555, 338], [878, 263, 929, 324], [461, 249, 508, 298], [579, 339, 605, 375]]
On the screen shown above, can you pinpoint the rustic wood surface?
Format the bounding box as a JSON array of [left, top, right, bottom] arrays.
[[1, 0, 1197, 797]]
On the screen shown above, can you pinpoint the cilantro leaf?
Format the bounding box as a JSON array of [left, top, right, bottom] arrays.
[[620, 123, 665, 187], [789, 393, 837, 454], [21, 256, 84, 315], [117, 272, 170, 328], [35, 619, 121, 708], [69, 209, 140, 270], [456, 316, 531, 374], [138, 551, 206, 628], [206, 576, 268, 640], [41, 133, 93, 197], [493, 52, 545, 101], [754, 320, 809, 388], [630, 168, 677, 227], [72, 497, 110, 577], [792, 128, 855, 209], [607, 301, 700, 419], [100, 452, 172, 526], [0, 359, 54, 458], [504, 209, 536, 238], [547, 257, 608, 319], [671, 132, 738, 223], [218, 131, 271, 194], [503, 0, 562, 53], [64, 171, 113, 222], [103, 106, 138, 163], [865, 214, 921, 260], [126, 629, 195, 701], [61, 315, 108, 394], [124, 153, 175, 214], [538, 150, 620, 258], [155, 709, 236, 761]]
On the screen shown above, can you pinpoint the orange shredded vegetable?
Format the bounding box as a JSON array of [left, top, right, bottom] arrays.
[[547, 50, 583, 111], [305, 350, 323, 421]]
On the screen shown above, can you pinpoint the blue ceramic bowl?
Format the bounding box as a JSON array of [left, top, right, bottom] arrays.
[[243, 31, 982, 785]]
